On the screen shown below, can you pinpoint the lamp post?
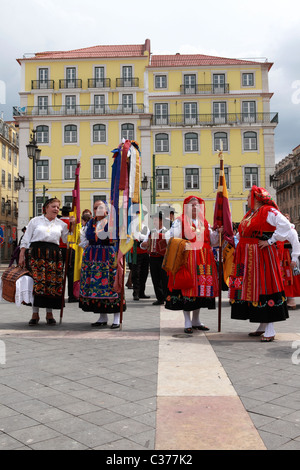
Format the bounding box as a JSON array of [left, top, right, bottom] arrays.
[[26, 129, 41, 218]]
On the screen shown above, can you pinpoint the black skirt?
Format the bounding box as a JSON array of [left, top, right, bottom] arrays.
[[27, 242, 64, 309], [231, 291, 289, 323]]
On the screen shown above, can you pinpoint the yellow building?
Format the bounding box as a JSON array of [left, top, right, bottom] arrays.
[[14, 39, 278, 230], [0, 118, 20, 261]]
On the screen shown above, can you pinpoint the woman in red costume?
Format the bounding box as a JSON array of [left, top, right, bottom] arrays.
[[277, 214, 300, 310], [164, 196, 220, 334], [229, 186, 292, 342]]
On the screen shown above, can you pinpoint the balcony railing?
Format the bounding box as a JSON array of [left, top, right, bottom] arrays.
[[31, 80, 55, 90], [88, 78, 111, 88], [152, 112, 279, 126], [13, 103, 145, 117], [59, 79, 82, 89], [116, 77, 139, 87], [180, 83, 230, 94]]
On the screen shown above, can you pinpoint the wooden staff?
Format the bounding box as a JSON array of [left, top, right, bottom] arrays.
[[217, 143, 224, 333]]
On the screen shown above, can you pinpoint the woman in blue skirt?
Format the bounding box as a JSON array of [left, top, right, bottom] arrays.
[[79, 200, 125, 329]]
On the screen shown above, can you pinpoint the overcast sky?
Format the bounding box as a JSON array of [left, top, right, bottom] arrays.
[[1, 0, 299, 162]]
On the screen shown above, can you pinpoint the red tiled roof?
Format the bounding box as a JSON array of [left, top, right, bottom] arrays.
[[149, 53, 272, 69], [17, 40, 151, 63]]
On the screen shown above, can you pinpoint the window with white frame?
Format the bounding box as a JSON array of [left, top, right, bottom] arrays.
[[38, 96, 48, 115], [121, 123, 134, 141], [122, 66, 133, 86], [185, 168, 199, 189], [94, 67, 105, 86], [64, 125, 77, 143], [242, 101, 256, 122], [185, 132, 198, 152], [36, 160, 49, 180], [213, 102, 226, 123], [2, 170, 5, 187], [94, 95, 105, 113], [215, 167, 229, 190], [122, 94, 133, 112], [155, 133, 169, 152], [64, 196, 72, 208], [36, 125, 49, 144], [156, 169, 170, 190], [184, 102, 197, 124], [214, 132, 228, 151], [213, 74, 226, 92], [93, 124, 106, 142], [93, 158, 106, 179], [66, 95, 76, 114], [66, 67, 76, 87], [154, 103, 168, 125], [36, 196, 47, 216], [242, 73, 254, 86], [2, 144, 5, 160], [244, 131, 257, 150], [64, 159, 77, 180], [39, 68, 49, 87], [244, 167, 258, 189], [155, 75, 167, 89], [183, 74, 196, 93]]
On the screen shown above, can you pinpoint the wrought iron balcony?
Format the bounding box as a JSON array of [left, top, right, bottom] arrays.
[[31, 80, 55, 90], [152, 112, 279, 126], [59, 79, 82, 89], [180, 83, 230, 94], [13, 103, 145, 117], [116, 77, 139, 87], [88, 78, 111, 88]]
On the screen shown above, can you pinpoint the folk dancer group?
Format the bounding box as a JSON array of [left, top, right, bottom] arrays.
[[16, 186, 300, 341]]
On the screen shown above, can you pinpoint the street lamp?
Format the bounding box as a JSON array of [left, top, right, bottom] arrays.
[[26, 129, 41, 218]]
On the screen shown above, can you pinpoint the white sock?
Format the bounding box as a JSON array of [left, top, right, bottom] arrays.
[[113, 312, 120, 325], [264, 323, 275, 337], [192, 309, 201, 327], [183, 311, 192, 329], [32, 307, 39, 314], [97, 314, 108, 323]]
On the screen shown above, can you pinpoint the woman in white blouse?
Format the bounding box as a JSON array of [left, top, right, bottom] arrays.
[[19, 198, 74, 325]]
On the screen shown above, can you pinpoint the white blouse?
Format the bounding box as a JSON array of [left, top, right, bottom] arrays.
[[20, 215, 70, 249], [165, 218, 219, 246]]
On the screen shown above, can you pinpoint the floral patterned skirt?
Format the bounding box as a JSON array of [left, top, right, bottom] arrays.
[[27, 242, 64, 309], [79, 244, 126, 314]]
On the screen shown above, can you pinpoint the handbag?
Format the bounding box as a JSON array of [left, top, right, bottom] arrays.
[[171, 265, 194, 290], [1, 265, 32, 303]]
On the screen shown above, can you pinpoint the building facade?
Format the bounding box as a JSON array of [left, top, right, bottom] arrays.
[[14, 39, 278, 231], [274, 145, 300, 234], [0, 118, 20, 261]]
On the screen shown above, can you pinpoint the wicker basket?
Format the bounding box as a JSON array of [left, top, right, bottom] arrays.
[[1, 265, 32, 303]]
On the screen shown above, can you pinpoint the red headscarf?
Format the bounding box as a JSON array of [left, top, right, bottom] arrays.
[[250, 186, 279, 211], [179, 196, 209, 244]]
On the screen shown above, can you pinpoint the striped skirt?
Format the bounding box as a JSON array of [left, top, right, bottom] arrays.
[[165, 243, 218, 311], [229, 238, 288, 323], [27, 242, 64, 309]]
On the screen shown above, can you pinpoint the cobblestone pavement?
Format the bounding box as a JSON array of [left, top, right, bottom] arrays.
[[0, 269, 300, 450]]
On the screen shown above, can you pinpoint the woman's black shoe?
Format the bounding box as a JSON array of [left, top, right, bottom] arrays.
[[110, 323, 120, 329], [91, 322, 107, 327]]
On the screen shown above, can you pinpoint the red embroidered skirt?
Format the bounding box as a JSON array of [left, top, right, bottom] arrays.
[[229, 238, 288, 323]]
